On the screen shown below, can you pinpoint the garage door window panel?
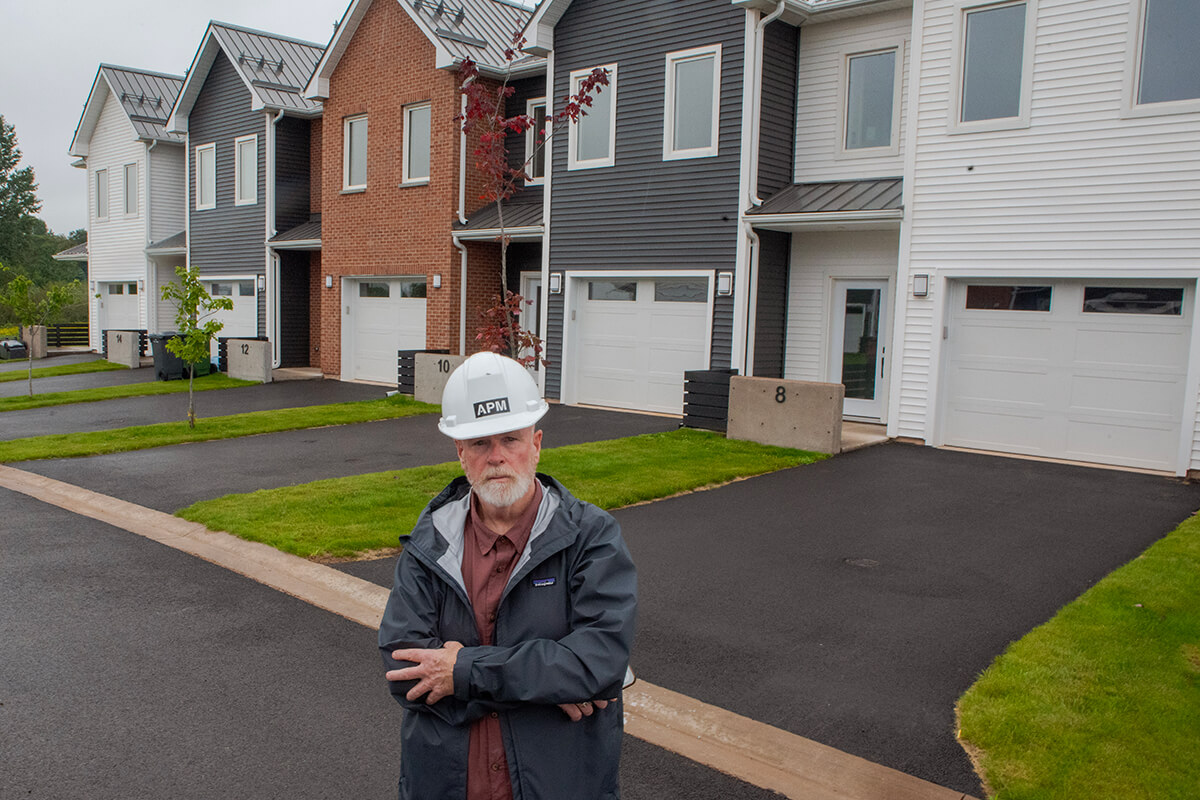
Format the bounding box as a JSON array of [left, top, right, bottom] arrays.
[[400, 279, 427, 298], [965, 285, 1052, 311], [211, 283, 233, 297], [1083, 287, 1183, 315], [360, 282, 390, 298], [108, 284, 124, 296], [655, 278, 707, 302], [589, 281, 636, 301]]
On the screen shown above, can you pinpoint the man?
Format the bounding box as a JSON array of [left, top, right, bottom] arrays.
[[379, 352, 637, 799]]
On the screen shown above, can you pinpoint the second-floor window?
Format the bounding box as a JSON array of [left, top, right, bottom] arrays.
[[568, 64, 617, 170], [195, 143, 216, 210], [844, 48, 899, 152], [235, 135, 257, 206], [1134, 0, 1200, 107], [344, 115, 367, 190], [403, 102, 431, 185], [664, 45, 721, 160], [123, 163, 138, 216], [525, 99, 547, 184], [954, 0, 1033, 130], [95, 169, 108, 220]]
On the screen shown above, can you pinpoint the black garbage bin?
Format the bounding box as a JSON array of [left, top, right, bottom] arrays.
[[0, 339, 28, 360], [149, 333, 185, 381]]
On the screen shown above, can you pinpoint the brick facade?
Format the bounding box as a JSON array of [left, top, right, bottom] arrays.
[[317, 0, 502, 378]]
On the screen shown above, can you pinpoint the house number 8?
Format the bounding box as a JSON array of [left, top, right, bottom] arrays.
[[775, 386, 786, 403]]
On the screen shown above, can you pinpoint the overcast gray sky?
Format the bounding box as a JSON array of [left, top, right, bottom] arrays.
[[0, 0, 537, 237]]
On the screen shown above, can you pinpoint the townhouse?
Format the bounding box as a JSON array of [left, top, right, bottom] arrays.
[[69, 65, 186, 351]]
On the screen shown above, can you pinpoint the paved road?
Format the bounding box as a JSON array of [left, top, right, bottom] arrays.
[[15, 404, 678, 511], [1, 486, 782, 799], [0, 351, 103, 373], [339, 442, 1200, 796], [0, 364, 158, 398]]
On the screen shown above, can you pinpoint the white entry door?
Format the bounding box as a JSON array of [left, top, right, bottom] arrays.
[[829, 280, 888, 419], [519, 272, 542, 370], [348, 277, 427, 383]]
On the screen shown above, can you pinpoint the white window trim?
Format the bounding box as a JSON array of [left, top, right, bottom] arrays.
[[947, 0, 1037, 135], [343, 114, 367, 192], [524, 98, 547, 185], [663, 44, 722, 161], [195, 143, 216, 210], [835, 43, 904, 159], [401, 102, 432, 187], [1121, 0, 1200, 119], [234, 134, 258, 206], [123, 163, 138, 216], [95, 168, 109, 220], [568, 64, 618, 171]]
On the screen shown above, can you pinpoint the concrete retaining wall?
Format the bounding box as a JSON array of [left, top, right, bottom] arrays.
[[414, 353, 467, 405], [104, 330, 140, 369], [226, 338, 273, 383], [727, 377, 844, 454]]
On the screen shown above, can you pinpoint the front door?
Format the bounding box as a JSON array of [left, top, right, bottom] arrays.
[[829, 280, 888, 419], [519, 273, 542, 370]]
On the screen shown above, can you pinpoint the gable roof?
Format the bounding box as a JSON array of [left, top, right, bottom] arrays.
[[52, 241, 89, 262], [69, 64, 184, 158], [306, 0, 542, 99], [168, 21, 325, 134]]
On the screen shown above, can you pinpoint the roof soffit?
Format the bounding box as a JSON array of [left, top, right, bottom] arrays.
[[523, 0, 571, 55]]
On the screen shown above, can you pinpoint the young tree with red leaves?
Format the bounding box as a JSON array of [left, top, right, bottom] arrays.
[[457, 37, 609, 366]]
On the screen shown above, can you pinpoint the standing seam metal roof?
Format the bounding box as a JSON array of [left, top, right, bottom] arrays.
[[210, 22, 325, 113], [100, 65, 185, 142], [749, 178, 903, 215], [408, 0, 539, 70]]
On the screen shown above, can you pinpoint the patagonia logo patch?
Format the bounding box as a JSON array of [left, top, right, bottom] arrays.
[[532, 578, 556, 588], [473, 397, 510, 418]]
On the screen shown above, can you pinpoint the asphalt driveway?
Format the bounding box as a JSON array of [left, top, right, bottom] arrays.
[[338, 442, 1200, 796]]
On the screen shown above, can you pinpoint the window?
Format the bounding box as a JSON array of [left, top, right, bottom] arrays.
[[210, 282, 233, 297], [588, 280, 636, 301], [654, 278, 708, 303], [123, 163, 138, 215], [344, 115, 367, 190], [195, 143, 216, 210], [525, 99, 547, 184], [1083, 287, 1183, 315], [127, 283, 138, 296], [568, 65, 617, 170], [1132, 0, 1200, 109], [843, 48, 899, 152], [965, 285, 1052, 311], [95, 169, 108, 219], [238, 281, 255, 297], [403, 103, 431, 185], [399, 279, 427, 298], [359, 282, 389, 298], [664, 46, 721, 160], [107, 283, 123, 295], [234, 135, 257, 206], [953, 1, 1034, 130]]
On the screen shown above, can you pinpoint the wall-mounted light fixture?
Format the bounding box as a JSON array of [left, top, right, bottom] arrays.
[[325, 275, 333, 289], [432, 274, 442, 289], [90, 281, 95, 292], [549, 272, 563, 295], [257, 274, 265, 290], [716, 271, 733, 296], [912, 274, 929, 297], [138, 280, 145, 292]]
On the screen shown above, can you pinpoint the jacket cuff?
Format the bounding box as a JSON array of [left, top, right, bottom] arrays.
[[452, 648, 474, 701]]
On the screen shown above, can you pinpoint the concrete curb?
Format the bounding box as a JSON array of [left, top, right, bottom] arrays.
[[0, 463, 977, 800]]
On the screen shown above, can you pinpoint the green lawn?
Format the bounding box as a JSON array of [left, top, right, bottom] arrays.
[[178, 428, 826, 559], [0, 394, 438, 462], [0, 359, 128, 384], [0, 371, 254, 412], [957, 512, 1200, 799]]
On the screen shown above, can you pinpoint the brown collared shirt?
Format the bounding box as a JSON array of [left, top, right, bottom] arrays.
[[461, 483, 542, 800]]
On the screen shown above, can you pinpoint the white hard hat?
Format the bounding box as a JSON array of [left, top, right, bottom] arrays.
[[438, 352, 549, 440]]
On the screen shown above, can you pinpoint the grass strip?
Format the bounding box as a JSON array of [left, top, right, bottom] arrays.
[[0, 394, 438, 462], [0, 359, 128, 384], [956, 512, 1200, 799], [177, 428, 826, 559], [0, 371, 255, 412]]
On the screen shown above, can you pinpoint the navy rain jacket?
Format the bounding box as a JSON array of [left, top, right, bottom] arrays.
[[379, 473, 637, 800]]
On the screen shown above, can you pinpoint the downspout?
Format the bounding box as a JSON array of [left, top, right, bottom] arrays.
[[458, 92, 469, 226], [455, 236, 468, 356], [266, 109, 285, 368], [147, 139, 157, 334], [457, 90, 470, 356]]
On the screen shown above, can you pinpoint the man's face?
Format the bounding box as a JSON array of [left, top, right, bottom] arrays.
[[455, 426, 543, 508]]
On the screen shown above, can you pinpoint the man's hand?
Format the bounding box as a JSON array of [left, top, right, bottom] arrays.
[[557, 698, 617, 722], [386, 641, 464, 704]]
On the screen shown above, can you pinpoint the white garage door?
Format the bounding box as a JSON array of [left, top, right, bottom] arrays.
[[573, 276, 710, 414], [207, 279, 259, 360], [348, 277, 427, 383], [100, 282, 140, 330], [941, 281, 1191, 471]]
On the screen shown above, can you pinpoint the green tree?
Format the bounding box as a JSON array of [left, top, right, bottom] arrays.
[[160, 265, 232, 428], [0, 264, 78, 396], [0, 115, 42, 274]]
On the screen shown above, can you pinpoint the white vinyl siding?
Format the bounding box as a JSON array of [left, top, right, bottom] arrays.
[[234, 134, 257, 206], [195, 143, 216, 210], [149, 143, 185, 242], [344, 115, 367, 190], [402, 102, 431, 185], [793, 9, 911, 180], [123, 163, 137, 216], [568, 65, 617, 170], [663, 44, 721, 160]]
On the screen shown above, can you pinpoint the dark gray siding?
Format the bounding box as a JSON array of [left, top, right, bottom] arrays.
[[189, 51, 266, 283], [274, 115, 311, 233], [753, 229, 789, 378], [758, 22, 799, 198], [545, 0, 745, 398]]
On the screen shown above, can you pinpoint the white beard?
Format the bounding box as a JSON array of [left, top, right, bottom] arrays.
[[471, 469, 535, 508]]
